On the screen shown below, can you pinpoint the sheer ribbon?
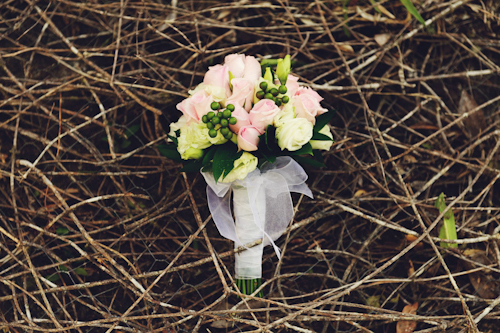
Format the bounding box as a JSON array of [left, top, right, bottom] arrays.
[[201, 156, 313, 259]]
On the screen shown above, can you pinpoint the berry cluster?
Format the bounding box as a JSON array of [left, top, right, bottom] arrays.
[[255, 81, 289, 106], [202, 102, 237, 139]]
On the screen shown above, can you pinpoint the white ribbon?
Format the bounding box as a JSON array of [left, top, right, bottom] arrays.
[[201, 156, 313, 261]]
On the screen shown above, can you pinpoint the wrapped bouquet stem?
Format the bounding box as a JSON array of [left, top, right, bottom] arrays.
[[162, 53, 335, 296], [202, 157, 313, 295], [233, 182, 265, 282]]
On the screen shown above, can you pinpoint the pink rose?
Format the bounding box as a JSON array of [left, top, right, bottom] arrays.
[[229, 78, 254, 111], [176, 89, 212, 123], [237, 125, 263, 152], [228, 102, 251, 133], [241, 55, 261, 82], [249, 99, 281, 131], [285, 74, 300, 96], [224, 54, 246, 78], [203, 64, 231, 98], [225, 54, 261, 83], [292, 87, 328, 124]]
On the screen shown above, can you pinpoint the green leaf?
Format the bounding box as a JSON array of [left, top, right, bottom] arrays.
[[201, 164, 212, 173], [314, 109, 336, 132], [368, 0, 381, 13], [212, 143, 242, 182], [313, 149, 324, 164], [74, 268, 88, 276], [257, 126, 279, 162], [167, 134, 178, 146], [202, 146, 217, 166], [263, 125, 279, 152], [435, 192, 458, 248], [58, 265, 69, 272], [46, 274, 60, 282], [342, 0, 351, 37], [400, 0, 426, 26], [259, 150, 277, 164], [311, 132, 333, 141], [124, 124, 140, 139], [157, 145, 182, 162], [287, 142, 313, 156], [179, 159, 204, 173], [121, 140, 131, 149], [56, 227, 69, 236], [292, 156, 326, 168]]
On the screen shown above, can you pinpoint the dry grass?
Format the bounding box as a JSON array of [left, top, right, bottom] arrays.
[[1, 0, 500, 332]]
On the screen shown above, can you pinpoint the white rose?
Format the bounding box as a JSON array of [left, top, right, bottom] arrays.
[[219, 152, 258, 183], [276, 118, 313, 151], [310, 125, 334, 151], [177, 122, 212, 159], [168, 115, 187, 141], [273, 104, 295, 128], [189, 83, 227, 102]]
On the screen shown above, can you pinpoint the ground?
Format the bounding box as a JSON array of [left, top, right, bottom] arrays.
[[0, 0, 500, 332]]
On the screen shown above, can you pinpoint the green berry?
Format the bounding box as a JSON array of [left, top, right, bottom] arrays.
[[223, 109, 232, 118], [270, 88, 278, 96], [229, 117, 237, 125], [209, 129, 217, 138], [227, 104, 235, 112], [264, 92, 273, 100], [259, 81, 268, 91], [202, 115, 209, 123], [207, 111, 215, 120], [220, 127, 229, 135], [206, 122, 214, 129], [212, 116, 220, 124], [282, 96, 290, 104], [211, 101, 220, 110], [224, 132, 233, 140], [256, 90, 265, 99], [279, 85, 287, 94], [275, 98, 282, 107], [220, 118, 228, 127]]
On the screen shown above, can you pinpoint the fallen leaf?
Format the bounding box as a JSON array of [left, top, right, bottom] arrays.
[[463, 249, 499, 299], [457, 90, 487, 138], [374, 33, 391, 46], [338, 43, 355, 53], [210, 299, 232, 328], [402, 154, 417, 164], [357, 6, 386, 22], [354, 189, 367, 197], [376, 4, 396, 19], [408, 259, 415, 276], [367, 295, 381, 308], [397, 302, 418, 333]]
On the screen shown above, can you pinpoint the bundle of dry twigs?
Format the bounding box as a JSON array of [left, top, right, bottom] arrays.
[[1, 0, 499, 332]]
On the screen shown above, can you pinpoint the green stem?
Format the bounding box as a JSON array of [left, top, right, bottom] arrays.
[[236, 278, 263, 297], [260, 59, 279, 68]]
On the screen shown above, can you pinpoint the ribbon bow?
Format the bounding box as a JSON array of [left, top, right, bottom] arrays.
[[201, 156, 313, 258]]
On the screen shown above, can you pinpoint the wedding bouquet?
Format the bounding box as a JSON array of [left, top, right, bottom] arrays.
[[161, 54, 334, 296]]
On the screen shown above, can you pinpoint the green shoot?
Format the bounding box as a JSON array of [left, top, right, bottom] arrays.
[[400, 0, 426, 26], [434, 192, 458, 248]]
